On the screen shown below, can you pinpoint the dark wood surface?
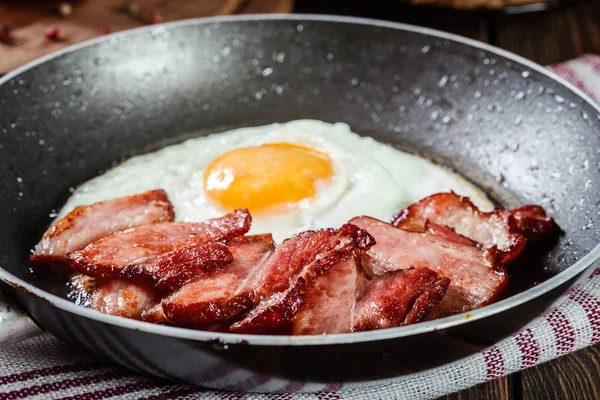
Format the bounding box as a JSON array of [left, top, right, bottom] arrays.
[[0, 0, 293, 73], [294, 0, 600, 398]]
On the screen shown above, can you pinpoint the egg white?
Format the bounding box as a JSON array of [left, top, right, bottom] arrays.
[[58, 120, 493, 243]]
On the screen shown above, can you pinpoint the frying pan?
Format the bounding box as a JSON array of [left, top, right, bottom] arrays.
[[1, 15, 600, 392]]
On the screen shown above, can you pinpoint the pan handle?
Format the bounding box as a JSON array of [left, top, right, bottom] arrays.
[[0, 290, 43, 345]]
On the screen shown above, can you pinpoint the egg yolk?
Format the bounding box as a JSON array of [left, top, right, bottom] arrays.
[[203, 142, 333, 214]]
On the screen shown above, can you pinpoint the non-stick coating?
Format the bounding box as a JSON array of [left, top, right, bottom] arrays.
[[1, 16, 600, 390]]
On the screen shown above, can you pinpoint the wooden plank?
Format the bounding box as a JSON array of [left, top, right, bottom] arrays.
[[492, 6, 585, 65], [0, 0, 292, 73], [576, 0, 600, 56], [438, 376, 512, 399], [241, 0, 294, 13], [522, 345, 600, 400], [293, 0, 490, 42]]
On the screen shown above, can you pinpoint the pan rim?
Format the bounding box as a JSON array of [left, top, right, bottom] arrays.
[[1, 13, 600, 346]]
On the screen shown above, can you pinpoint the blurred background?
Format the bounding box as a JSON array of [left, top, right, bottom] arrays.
[[0, 0, 598, 74]]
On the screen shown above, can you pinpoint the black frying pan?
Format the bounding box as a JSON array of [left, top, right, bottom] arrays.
[[1, 15, 600, 392]]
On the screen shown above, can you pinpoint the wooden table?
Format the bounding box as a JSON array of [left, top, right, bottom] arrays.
[[295, 1, 600, 399]]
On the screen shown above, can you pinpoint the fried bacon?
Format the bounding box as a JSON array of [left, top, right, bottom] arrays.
[[65, 210, 250, 287], [510, 205, 558, 240], [69, 240, 233, 290], [293, 261, 449, 335], [292, 258, 365, 335], [353, 268, 450, 331], [230, 224, 375, 334], [141, 303, 169, 324], [230, 286, 305, 334], [48, 187, 556, 333], [162, 234, 275, 325], [31, 189, 174, 267], [90, 279, 160, 320], [350, 216, 507, 316], [392, 192, 556, 264]]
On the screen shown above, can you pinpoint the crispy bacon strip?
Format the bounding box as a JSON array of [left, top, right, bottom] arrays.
[[353, 268, 450, 331], [70, 273, 168, 322], [511, 205, 558, 240], [70, 240, 233, 290], [293, 260, 449, 334], [66, 210, 250, 285], [350, 216, 506, 317], [230, 224, 375, 334], [391, 192, 556, 264], [230, 286, 305, 334], [90, 279, 160, 320], [162, 234, 275, 325], [291, 258, 365, 335], [31, 189, 174, 267]]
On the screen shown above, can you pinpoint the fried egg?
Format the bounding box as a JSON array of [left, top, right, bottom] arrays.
[[59, 120, 493, 243]]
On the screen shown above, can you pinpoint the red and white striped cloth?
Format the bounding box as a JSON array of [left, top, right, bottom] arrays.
[[2, 55, 600, 400]]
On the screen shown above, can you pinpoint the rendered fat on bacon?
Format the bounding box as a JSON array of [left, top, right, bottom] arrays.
[[230, 224, 375, 334], [350, 216, 507, 317], [292, 258, 449, 335], [89, 279, 160, 320], [162, 234, 275, 325], [31, 189, 174, 267], [291, 258, 364, 335], [352, 268, 450, 331], [391, 192, 556, 264], [65, 210, 250, 289]]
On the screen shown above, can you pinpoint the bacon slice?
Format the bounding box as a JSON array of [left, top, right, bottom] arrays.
[[162, 234, 275, 325], [291, 258, 365, 335], [90, 279, 160, 320], [293, 260, 449, 335], [230, 224, 375, 334], [510, 205, 558, 240], [31, 189, 174, 267], [69, 273, 167, 321], [141, 303, 169, 324], [350, 216, 506, 317], [230, 286, 306, 334], [66, 210, 250, 286], [70, 240, 233, 290], [353, 268, 450, 331], [391, 192, 556, 264]]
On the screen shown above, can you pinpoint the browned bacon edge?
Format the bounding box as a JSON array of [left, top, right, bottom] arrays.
[[135, 242, 234, 290], [65, 210, 250, 286], [424, 221, 480, 248], [229, 286, 305, 334], [350, 215, 506, 317], [69, 241, 233, 290], [291, 258, 362, 335], [428, 273, 509, 319], [89, 279, 161, 320], [352, 268, 450, 332], [424, 221, 503, 269], [162, 234, 275, 325], [404, 275, 451, 324], [510, 205, 559, 240], [31, 189, 175, 268], [230, 224, 375, 334], [142, 303, 169, 324], [391, 192, 556, 265]]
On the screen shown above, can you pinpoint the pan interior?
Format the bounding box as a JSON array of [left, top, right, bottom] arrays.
[[1, 17, 599, 329]]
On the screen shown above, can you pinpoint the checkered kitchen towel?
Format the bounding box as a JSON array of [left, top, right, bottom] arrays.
[[2, 55, 600, 400]]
